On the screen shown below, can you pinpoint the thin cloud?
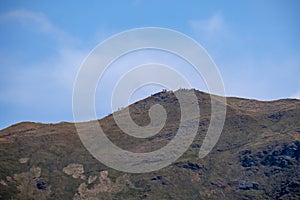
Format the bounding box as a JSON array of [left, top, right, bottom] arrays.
[[132, 0, 142, 7], [189, 13, 224, 34], [188, 12, 300, 101], [188, 12, 232, 42], [0, 9, 89, 128], [0, 9, 77, 45], [0, 9, 86, 96], [187, 12, 236, 57]]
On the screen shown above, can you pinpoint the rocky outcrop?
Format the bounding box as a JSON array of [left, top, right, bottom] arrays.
[[63, 163, 85, 179], [239, 141, 300, 168]]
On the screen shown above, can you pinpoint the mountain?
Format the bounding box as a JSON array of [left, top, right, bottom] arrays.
[[0, 89, 299, 199]]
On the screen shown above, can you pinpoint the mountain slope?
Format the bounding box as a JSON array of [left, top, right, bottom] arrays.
[[0, 89, 299, 199]]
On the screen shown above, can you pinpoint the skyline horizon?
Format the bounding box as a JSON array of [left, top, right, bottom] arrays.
[[1, 1, 299, 129]]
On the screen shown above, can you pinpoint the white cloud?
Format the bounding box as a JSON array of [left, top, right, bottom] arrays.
[[53, 48, 88, 90], [187, 12, 300, 101], [0, 9, 78, 45], [189, 12, 224, 34], [187, 12, 235, 57], [0, 9, 86, 94], [0, 10, 90, 126], [188, 12, 233, 43], [0, 47, 87, 105]]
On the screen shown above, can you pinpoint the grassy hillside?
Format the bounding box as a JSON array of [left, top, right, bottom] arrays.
[[0, 89, 299, 199]]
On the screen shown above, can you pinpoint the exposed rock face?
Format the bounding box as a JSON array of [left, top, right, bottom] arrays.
[[175, 162, 203, 171], [239, 141, 300, 168], [61, 164, 134, 199], [73, 169, 133, 200], [268, 111, 285, 122], [63, 163, 84, 179], [37, 181, 47, 190], [88, 175, 98, 184], [18, 157, 29, 164], [0, 180, 7, 186], [11, 166, 51, 200], [238, 141, 300, 199], [238, 180, 260, 190]]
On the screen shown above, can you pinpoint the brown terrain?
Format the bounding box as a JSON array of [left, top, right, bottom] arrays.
[[0, 89, 299, 199]]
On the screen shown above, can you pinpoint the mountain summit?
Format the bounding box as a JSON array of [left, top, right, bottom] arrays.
[[0, 89, 299, 199]]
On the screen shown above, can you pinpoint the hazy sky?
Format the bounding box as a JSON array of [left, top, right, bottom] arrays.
[[0, 0, 299, 129]]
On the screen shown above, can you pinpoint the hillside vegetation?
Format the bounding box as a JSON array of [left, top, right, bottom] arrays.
[[0, 90, 299, 199]]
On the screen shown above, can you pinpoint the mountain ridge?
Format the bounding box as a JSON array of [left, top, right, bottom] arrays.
[[0, 89, 299, 199], [1, 89, 299, 132]]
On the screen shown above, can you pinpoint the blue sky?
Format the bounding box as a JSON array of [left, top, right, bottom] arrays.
[[0, 0, 299, 129]]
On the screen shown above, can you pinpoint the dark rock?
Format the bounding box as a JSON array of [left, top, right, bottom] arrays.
[[264, 168, 281, 177], [182, 162, 202, 171], [268, 112, 284, 121], [150, 176, 168, 186], [261, 155, 292, 168], [238, 181, 260, 190], [261, 155, 275, 166], [175, 162, 202, 171], [240, 156, 258, 167], [165, 133, 173, 140], [240, 142, 299, 169], [199, 119, 209, 126], [252, 183, 260, 190], [240, 150, 251, 155], [191, 143, 200, 149], [272, 150, 282, 156], [154, 98, 161, 102], [228, 180, 238, 187], [151, 175, 162, 181], [281, 141, 300, 160], [255, 151, 264, 158], [211, 179, 226, 189], [287, 181, 300, 192], [282, 146, 296, 158], [36, 181, 46, 190]]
